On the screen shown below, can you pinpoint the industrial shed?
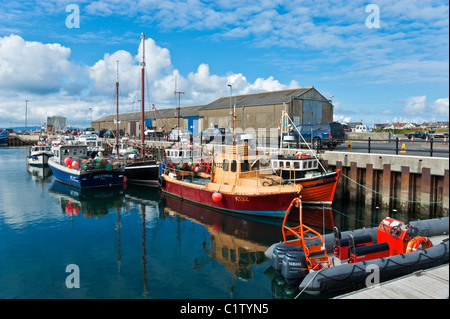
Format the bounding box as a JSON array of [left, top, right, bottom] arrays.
[[92, 87, 333, 138]]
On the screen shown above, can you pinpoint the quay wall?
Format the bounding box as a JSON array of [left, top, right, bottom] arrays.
[[319, 151, 449, 217], [116, 139, 449, 216]]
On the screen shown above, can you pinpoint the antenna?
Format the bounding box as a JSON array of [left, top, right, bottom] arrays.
[[174, 76, 184, 129]]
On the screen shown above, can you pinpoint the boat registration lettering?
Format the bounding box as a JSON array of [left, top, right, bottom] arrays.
[[93, 174, 113, 179], [234, 196, 249, 202]]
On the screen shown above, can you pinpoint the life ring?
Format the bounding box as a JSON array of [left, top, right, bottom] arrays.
[[296, 153, 309, 159], [158, 175, 165, 188], [406, 236, 433, 253]]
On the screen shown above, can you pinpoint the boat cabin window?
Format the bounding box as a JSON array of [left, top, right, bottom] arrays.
[[241, 160, 249, 172], [308, 161, 312, 168], [223, 159, 229, 171], [230, 160, 237, 172], [272, 160, 278, 168], [294, 161, 300, 168]]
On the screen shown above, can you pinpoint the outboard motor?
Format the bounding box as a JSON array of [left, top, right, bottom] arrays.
[[281, 251, 309, 285], [271, 243, 301, 272]]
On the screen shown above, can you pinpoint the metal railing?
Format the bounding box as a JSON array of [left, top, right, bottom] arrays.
[[344, 137, 449, 157]]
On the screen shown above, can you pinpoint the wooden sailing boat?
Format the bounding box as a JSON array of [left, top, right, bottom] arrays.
[[122, 33, 159, 186]]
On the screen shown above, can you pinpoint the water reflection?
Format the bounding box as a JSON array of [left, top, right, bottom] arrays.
[[49, 181, 126, 218], [26, 165, 53, 184]]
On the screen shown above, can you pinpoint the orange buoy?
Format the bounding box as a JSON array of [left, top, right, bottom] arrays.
[[212, 192, 223, 202]]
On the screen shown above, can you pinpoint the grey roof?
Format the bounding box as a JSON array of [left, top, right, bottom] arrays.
[[93, 88, 314, 123], [203, 88, 313, 110], [93, 105, 206, 123]]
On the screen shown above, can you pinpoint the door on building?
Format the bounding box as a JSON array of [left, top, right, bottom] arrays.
[[130, 121, 136, 137]]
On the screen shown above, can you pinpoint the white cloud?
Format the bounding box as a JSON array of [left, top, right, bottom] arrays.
[[431, 98, 449, 117], [404, 96, 427, 114], [0, 34, 298, 127], [0, 34, 73, 94]]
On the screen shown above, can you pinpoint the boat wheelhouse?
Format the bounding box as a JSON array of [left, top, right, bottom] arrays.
[[27, 142, 53, 167], [270, 153, 341, 206]]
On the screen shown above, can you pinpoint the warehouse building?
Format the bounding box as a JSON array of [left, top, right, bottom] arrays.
[[92, 87, 333, 138]]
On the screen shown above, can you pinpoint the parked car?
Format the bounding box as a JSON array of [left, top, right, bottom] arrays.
[[284, 122, 346, 149], [429, 132, 447, 138], [169, 128, 192, 142], [405, 131, 428, 139]]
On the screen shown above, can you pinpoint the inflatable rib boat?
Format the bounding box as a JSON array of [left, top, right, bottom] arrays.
[[265, 198, 449, 296]]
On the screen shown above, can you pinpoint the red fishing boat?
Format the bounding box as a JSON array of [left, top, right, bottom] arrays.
[[270, 154, 340, 206], [159, 142, 303, 219]]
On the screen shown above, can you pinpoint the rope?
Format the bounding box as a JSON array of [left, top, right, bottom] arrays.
[[341, 172, 449, 204], [294, 266, 325, 299], [300, 186, 377, 228]]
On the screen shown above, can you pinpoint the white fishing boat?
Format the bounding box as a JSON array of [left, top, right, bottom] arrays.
[[27, 140, 53, 167]]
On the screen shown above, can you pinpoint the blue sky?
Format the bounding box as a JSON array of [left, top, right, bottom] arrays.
[[0, 0, 448, 128]]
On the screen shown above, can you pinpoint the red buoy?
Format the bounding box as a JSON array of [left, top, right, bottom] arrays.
[[64, 157, 72, 166], [212, 192, 222, 202]]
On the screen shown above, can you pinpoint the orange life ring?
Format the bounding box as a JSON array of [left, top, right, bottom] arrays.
[[296, 153, 309, 159], [406, 236, 433, 253]]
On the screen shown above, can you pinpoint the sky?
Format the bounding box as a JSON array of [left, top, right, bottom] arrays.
[[0, 0, 448, 129]]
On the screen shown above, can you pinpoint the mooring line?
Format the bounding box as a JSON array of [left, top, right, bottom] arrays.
[[341, 172, 449, 205]]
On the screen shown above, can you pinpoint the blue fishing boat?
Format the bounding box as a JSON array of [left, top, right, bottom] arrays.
[[0, 129, 8, 146], [48, 144, 125, 188]]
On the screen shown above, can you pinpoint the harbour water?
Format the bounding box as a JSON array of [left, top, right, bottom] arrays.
[[0, 146, 445, 299]]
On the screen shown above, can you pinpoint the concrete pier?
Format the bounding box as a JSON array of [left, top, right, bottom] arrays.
[[320, 151, 449, 217], [335, 264, 449, 299]]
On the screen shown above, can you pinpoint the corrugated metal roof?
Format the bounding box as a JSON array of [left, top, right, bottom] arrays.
[[93, 105, 206, 123], [93, 88, 314, 123], [203, 88, 312, 110]]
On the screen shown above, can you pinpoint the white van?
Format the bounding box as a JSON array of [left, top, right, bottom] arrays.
[[354, 125, 368, 132]]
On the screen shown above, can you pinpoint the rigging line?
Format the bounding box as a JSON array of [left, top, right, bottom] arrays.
[[281, 105, 327, 173], [300, 186, 377, 228], [341, 172, 449, 204]]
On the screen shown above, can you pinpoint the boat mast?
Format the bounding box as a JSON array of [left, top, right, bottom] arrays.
[[115, 60, 119, 156], [140, 32, 146, 157]]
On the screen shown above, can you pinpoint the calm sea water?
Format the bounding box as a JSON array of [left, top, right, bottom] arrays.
[[0, 146, 443, 299]]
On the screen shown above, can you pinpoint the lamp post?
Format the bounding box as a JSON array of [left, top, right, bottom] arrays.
[[228, 84, 236, 145], [227, 84, 232, 116], [25, 100, 28, 133]]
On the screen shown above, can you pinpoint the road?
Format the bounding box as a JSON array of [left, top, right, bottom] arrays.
[[333, 138, 449, 158]]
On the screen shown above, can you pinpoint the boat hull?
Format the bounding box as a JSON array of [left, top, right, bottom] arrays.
[[299, 239, 449, 296], [297, 169, 340, 205], [161, 178, 300, 218], [48, 158, 124, 188], [27, 153, 52, 167], [0, 136, 7, 146], [124, 160, 159, 186]]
